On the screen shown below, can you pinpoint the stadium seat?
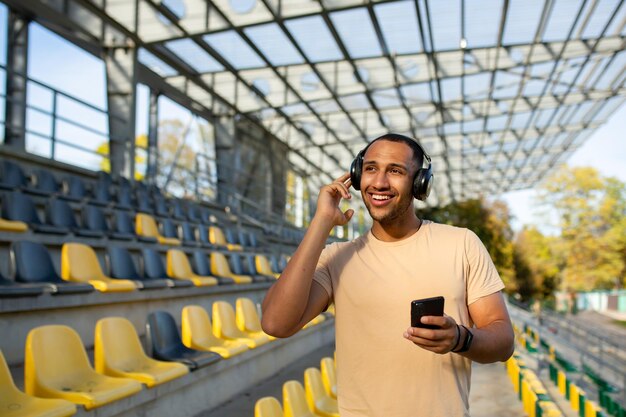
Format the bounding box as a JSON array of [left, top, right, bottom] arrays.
[[12, 241, 94, 294], [153, 194, 169, 218], [145, 311, 222, 370], [141, 248, 193, 288], [181, 305, 249, 358], [81, 204, 114, 237], [320, 357, 337, 399], [255, 254, 281, 279], [0, 217, 28, 232], [24, 325, 142, 410], [304, 368, 339, 417], [107, 246, 170, 289], [235, 297, 275, 340], [212, 301, 270, 348], [61, 243, 137, 292], [180, 222, 200, 246], [135, 188, 153, 214], [0, 159, 29, 190], [186, 203, 202, 224], [224, 227, 244, 248], [165, 249, 218, 287], [136, 213, 181, 245], [115, 177, 133, 210], [231, 253, 273, 282], [31, 168, 62, 197], [62, 175, 88, 202], [255, 396, 284, 417], [191, 251, 234, 285], [171, 199, 187, 220], [94, 317, 189, 387], [46, 198, 104, 238], [270, 254, 288, 274], [0, 272, 46, 297], [282, 380, 317, 417], [210, 252, 253, 284], [197, 224, 215, 247], [2, 191, 69, 234], [209, 226, 242, 251], [113, 210, 155, 242], [0, 349, 77, 417], [91, 177, 111, 207]]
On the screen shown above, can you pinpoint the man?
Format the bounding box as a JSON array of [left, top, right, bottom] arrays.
[[262, 134, 514, 417]]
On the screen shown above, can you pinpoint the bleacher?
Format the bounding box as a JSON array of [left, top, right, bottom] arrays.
[[0, 150, 334, 417]]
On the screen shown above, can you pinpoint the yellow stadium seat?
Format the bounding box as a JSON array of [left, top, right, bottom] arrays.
[[209, 226, 242, 251], [166, 249, 218, 287], [255, 255, 280, 279], [61, 243, 136, 292], [135, 213, 181, 246], [255, 396, 284, 417], [181, 305, 248, 358], [0, 217, 28, 233], [320, 357, 337, 399], [282, 380, 317, 417], [212, 301, 270, 348], [0, 350, 76, 417], [303, 314, 326, 329], [304, 367, 339, 417], [94, 317, 189, 388], [25, 325, 142, 410], [210, 252, 252, 284], [235, 298, 276, 341]]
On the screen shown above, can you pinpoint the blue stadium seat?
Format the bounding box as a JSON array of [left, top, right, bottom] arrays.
[[161, 218, 180, 241], [230, 253, 272, 282], [142, 248, 193, 288], [0, 271, 46, 297], [153, 194, 169, 217], [135, 188, 153, 214], [81, 204, 113, 237], [0, 159, 28, 190], [191, 251, 234, 285], [46, 198, 104, 238], [171, 199, 187, 220], [31, 168, 62, 197], [114, 210, 155, 242], [2, 191, 68, 234], [63, 175, 89, 202], [181, 222, 201, 247], [115, 177, 133, 210], [107, 246, 170, 290]]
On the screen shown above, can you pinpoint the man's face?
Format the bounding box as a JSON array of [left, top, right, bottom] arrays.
[[360, 140, 418, 225]]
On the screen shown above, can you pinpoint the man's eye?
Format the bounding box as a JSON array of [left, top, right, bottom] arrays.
[[364, 166, 376, 172]]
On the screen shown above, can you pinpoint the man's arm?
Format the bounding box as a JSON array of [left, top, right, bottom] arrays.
[[404, 292, 514, 363], [261, 173, 354, 338]]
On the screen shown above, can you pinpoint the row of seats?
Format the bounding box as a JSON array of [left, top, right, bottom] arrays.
[[1, 298, 327, 415], [0, 240, 284, 296], [254, 356, 338, 417]]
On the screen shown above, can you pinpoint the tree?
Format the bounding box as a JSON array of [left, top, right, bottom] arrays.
[[416, 198, 516, 291], [513, 227, 561, 301], [536, 165, 626, 291]]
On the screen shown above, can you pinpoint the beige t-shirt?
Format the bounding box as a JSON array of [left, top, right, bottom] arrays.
[[313, 221, 505, 417]]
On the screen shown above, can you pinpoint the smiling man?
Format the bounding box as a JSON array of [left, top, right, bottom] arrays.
[[262, 134, 514, 417]]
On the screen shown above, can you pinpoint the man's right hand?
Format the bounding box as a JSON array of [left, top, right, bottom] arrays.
[[316, 172, 355, 226]]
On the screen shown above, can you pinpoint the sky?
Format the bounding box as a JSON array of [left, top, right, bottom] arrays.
[[2, 11, 625, 233]]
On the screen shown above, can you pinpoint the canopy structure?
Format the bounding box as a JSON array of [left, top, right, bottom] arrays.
[[7, 0, 626, 206]]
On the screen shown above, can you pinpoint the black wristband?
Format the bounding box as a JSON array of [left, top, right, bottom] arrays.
[[450, 324, 462, 353], [456, 325, 474, 353]]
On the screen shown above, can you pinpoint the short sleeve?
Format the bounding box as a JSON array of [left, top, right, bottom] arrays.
[[312, 243, 336, 302], [464, 230, 505, 305]]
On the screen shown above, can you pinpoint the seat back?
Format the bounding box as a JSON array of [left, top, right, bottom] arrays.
[[135, 189, 153, 214], [171, 199, 186, 220], [192, 251, 211, 276], [304, 368, 329, 410], [0, 349, 21, 398], [136, 213, 160, 238], [282, 380, 313, 417], [320, 357, 337, 398], [0, 160, 27, 188], [224, 228, 239, 245], [92, 179, 111, 204], [61, 243, 107, 282], [187, 203, 201, 223], [209, 226, 228, 246], [181, 222, 196, 242], [65, 175, 88, 200], [236, 297, 263, 333], [34, 168, 60, 194], [12, 241, 62, 283], [166, 249, 193, 278], [145, 311, 184, 357], [142, 249, 168, 279], [161, 219, 178, 239], [3, 191, 41, 224], [198, 224, 210, 244], [181, 305, 218, 348], [153, 194, 169, 217], [116, 179, 133, 208], [210, 252, 233, 277], [255, 397, 284, 417], [114, 210, 135, 234], [46, 197, 78, 228], [212, 301, 245, 339], [108, 246, 141, 280], [256, 255, 275, 276], [95, 317, 146, 374], [229, 253, 246, 275], [25, 325, 94, 393], [83, 205, 109, 232]]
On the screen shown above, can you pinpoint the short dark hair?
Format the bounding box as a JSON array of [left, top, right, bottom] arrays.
[[363, 133, 426, 168]]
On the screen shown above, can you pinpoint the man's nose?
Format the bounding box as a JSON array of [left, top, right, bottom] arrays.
[[371, 171, 390, 188]]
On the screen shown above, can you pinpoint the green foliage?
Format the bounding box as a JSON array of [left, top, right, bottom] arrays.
[[416, 198, 516, 291]]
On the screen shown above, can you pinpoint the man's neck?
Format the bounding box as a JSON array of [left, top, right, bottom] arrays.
[[371, 216, 422, 242]]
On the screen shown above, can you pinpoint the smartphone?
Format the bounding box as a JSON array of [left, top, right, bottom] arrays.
[[410, 296, 445, 329]]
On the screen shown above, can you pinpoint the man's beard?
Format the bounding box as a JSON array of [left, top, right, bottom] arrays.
[[364, 194, 414, 225]]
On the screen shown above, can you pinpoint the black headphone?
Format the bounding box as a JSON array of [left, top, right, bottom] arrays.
[[350, 134, 434, 201]]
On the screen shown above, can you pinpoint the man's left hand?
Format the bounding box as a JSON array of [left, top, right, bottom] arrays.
[[403, 314, 460, 354]]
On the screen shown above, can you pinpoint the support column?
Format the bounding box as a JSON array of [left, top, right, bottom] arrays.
[[104, 46, 137, 179], [3, 11, 29, 149], [214, 116, 237, 208], [146, 88, 159, 184]]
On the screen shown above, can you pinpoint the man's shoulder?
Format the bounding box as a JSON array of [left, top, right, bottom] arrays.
[[425, 220, 470, 238]]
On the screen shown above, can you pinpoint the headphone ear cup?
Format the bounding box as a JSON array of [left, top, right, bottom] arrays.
[[350, 153, 363, 191], [413, 166, 433, 201]]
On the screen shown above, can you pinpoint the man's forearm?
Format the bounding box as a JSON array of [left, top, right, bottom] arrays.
[[457, 320, 514, 363]]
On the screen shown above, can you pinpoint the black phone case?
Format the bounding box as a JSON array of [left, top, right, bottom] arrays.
[[411, 296, 445, 329]]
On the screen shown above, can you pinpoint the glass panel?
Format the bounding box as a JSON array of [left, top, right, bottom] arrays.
[[465, 0, 502, 48], [429, 0, 461, 51], [203, 30, 265, 69], [374, 0, 421, 54], [581, 0, 620, 39], [330, 8, 382, 59], [285, 15, 343, 62], [244, 23, 304, 66], [0, 3, 6, 66], [25, 133, 52, 158], [372, 88, 401, 109], [543, 0, 584, 42], [502, 0, 544, 45], [56, 142, 106, 171], [165, 38, 224, 73], [138, 48, 179, 77], [463, 72, 490, 100]]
